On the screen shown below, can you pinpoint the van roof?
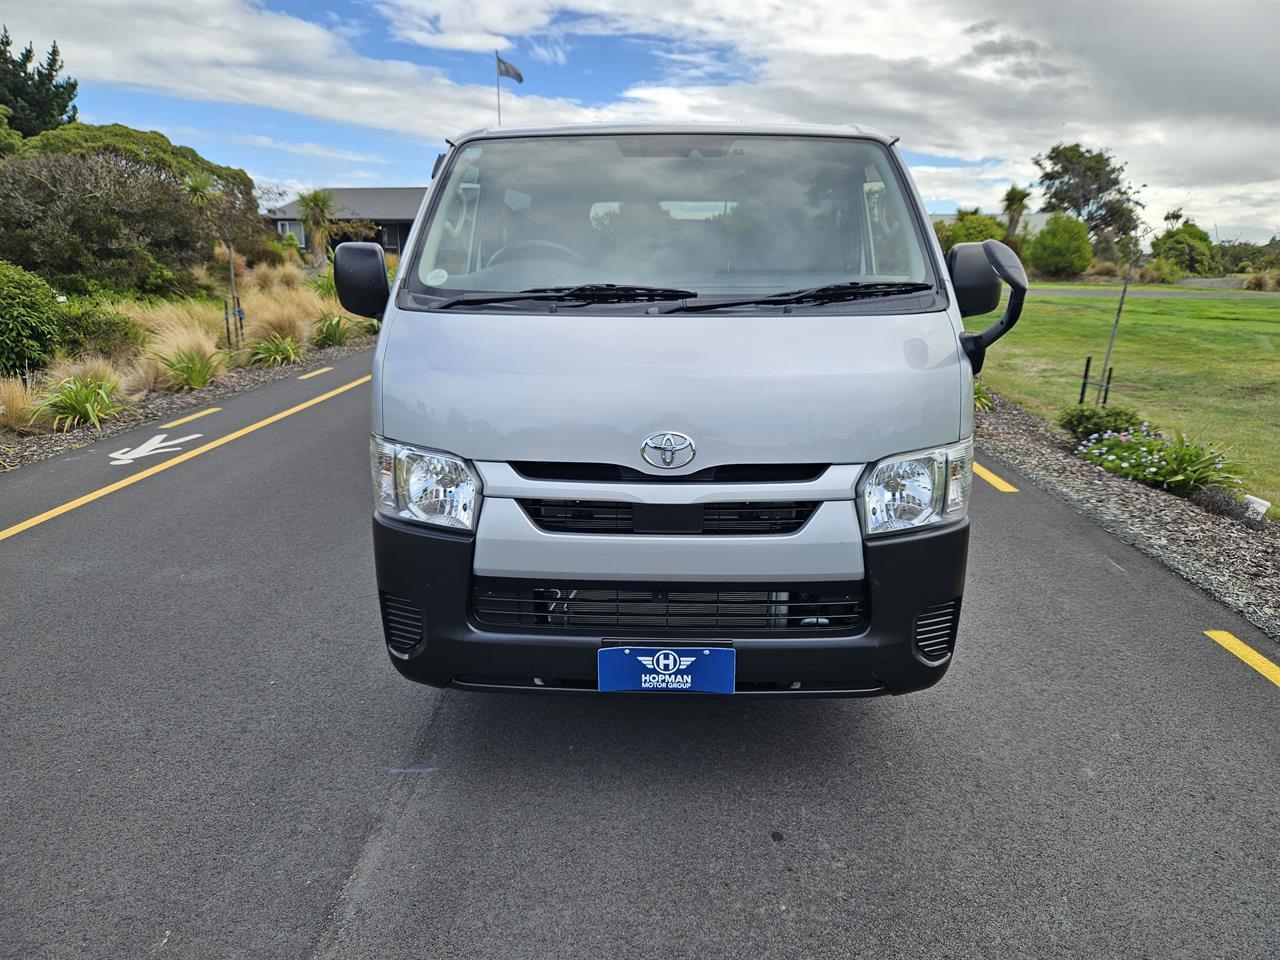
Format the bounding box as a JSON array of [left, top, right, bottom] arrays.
[[451, 121, 893, 145]]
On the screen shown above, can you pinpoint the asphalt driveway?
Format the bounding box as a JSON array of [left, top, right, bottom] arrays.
[[1, 348, 1276, 959]]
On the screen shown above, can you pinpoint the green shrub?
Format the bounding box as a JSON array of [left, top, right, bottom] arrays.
[[1026, 213, 1092, 278], [1151, 221, 1217, 276], [0, 260, 62, 375], [974, 377, 996, 412], [38, 374, 127, 431], [1236, 261, 1252, 273], [308, 269, 337, 299], [1074, 426, 1241, 496], [311, 314, 352, 348], [1137, 257, 1185, 284], [1243, 270, 1277, 291], [58, 300, 146, 357], [933, 212, 1005, 253], [1057, 404, 1145, 440], [158, 348, 223, 389], [354, 315, 381, 336], [248, 333, 302, 366]]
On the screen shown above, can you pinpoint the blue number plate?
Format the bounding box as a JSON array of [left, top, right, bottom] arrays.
[[597, 645, 736, 694]]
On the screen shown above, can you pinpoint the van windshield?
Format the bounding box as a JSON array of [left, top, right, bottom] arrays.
[[407, 134, 932, 302]]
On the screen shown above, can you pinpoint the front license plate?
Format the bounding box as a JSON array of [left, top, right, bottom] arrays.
[[597, 645, 736, 694]]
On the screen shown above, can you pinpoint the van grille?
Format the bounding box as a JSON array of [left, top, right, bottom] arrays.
[[518, 499, 818, 535], [379, 591, 424, 654], [472, 580, 865, 634], [914, 599, 961, 661]]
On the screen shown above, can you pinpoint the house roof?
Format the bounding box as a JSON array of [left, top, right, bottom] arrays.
[[269, 187, 427, 222]]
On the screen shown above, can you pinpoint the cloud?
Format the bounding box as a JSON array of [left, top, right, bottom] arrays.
[[528, 38, 569, 65], [375, 0, 555, 52], [229, 134, 389, 164], [4, 0, 1277, 233]]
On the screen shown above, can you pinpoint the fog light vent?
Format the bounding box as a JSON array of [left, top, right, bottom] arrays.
[[914, 598, 960, 662], [380, 591, 423, 655]]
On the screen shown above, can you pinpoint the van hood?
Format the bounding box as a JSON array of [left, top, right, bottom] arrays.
[[375, 308, 968, 469]]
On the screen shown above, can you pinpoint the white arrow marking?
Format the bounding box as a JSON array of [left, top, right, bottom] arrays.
[[108, 432, 202, 466]]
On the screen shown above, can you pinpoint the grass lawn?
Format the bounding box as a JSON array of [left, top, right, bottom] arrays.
[[1032, 282, 1276, 295], [968, 292, 1280, 509]]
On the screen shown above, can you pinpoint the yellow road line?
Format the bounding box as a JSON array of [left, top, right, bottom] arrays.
[[1205, 630, 1280, 688], [0, 375, 371, 544], [297, 366, 333, 381], [159, 407, 221, 429], [974, 462, 1019, 492]]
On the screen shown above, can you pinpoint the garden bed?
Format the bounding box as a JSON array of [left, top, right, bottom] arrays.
[[0, 337, 374, 472], [976, 400, 1279, 643]]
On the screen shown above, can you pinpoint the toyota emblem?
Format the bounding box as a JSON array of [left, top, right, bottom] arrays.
[[641, 432, 696, 469]]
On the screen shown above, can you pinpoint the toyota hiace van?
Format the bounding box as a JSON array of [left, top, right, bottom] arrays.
[[336, 123, 1027, 697]]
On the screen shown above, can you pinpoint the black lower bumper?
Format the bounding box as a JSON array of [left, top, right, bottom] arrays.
[[372, 515, 968, 697]]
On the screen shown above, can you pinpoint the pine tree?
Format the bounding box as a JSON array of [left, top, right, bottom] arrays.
[[0, 27, 79, 138]]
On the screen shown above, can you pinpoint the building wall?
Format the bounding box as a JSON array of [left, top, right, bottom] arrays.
[[273, 219, 412, 255]]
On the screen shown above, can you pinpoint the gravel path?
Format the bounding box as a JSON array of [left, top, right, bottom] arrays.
[[0, 338, 375, 472], [976, 400, 1280, 643]]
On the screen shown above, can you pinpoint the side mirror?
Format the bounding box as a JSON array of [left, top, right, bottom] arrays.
[[334, 242, 391, 319], [947, 239, 1028, 374]]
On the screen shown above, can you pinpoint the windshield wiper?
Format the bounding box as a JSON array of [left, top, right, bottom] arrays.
[[431, 284, 697, 310], [656, 281, 935, 313]]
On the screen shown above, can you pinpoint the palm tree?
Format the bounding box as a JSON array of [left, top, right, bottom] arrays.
[[1001, 185, 1032, 244], [297, 189, 337, 266]]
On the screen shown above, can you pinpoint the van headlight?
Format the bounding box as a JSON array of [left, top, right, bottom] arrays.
[[371, 436, 480, 531], [861, 437, 972, 536]]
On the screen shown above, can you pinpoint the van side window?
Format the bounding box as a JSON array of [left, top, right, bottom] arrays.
[[863, 163, 917, 277]]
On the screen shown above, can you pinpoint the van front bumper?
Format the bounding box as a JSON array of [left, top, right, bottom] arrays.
[[372, 514, 968, 697]]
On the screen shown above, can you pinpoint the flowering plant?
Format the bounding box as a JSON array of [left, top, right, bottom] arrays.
[[1075, 425, 1241, 495]]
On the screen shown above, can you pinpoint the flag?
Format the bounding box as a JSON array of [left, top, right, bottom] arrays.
[[496, 52, 524, 84]]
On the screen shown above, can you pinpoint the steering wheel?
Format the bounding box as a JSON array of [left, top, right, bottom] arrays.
[[486, 240, 586, 268]]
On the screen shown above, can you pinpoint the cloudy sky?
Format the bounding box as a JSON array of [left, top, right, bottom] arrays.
[[5, 0, 1278, 239]]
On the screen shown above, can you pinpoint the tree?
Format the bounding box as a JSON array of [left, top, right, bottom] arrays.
[[933, 209, 1005, 253], [1001, 185, 1032, 245], [0, 27, 78, 137], [1214, 237, 1266, 274], [19, 121, 267, 274], [1025, 213, 1092, 278], [21, 122, 255, 204], [186, 170, 244, 313], [1033, 143, 1140, 238], [1151, 220, 1217, 276], [297, 190, 337, 266], [1163, 208, 1184, 231], [0, 152, 204, 294], [0, 105, 19, 156]]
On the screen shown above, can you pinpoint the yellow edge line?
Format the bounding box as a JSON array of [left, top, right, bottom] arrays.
[[297, 366, 333, 381], [159, 406, 221, 429], [1205, 630, 1280, 687], [0, 375, 371, 544], [974, 461, 1019, 493]]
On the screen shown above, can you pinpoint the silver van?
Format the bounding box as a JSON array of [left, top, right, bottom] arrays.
[[335, 123, 1027, 697]]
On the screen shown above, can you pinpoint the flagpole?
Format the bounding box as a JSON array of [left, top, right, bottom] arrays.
[[495, 51, 501, 126]]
